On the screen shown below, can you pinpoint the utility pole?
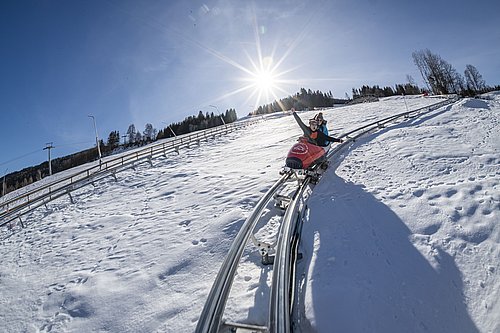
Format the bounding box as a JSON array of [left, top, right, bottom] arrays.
[[210, 105, 226, 125], [43, 143, 54, 176], [2, 168, 7, 197], [402, 93, 409, 113], [88, 115, 102, 166]]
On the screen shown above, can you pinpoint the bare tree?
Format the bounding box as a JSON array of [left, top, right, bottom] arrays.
[[464, 64, 486, 92], [442, 60, 464, 94], [412, 49, 462, 95], [412, 49, 434, 92], [406, 74, 416, 86]]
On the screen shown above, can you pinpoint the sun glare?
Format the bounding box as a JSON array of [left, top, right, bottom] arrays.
[[183, 11, 304, 113], [254, 68, 276, 92], [237, 53, 296, 111]]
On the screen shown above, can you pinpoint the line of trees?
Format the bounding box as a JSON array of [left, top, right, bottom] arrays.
[[352, 81, 423, 99], [2, 146, 101, 195], [251, 88, 348, 115], [2, 109, 239, 196], [157, 109, 237, 140], [251, 82, 425, 116]]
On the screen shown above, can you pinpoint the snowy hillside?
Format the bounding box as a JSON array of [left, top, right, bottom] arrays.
[[299, 94, 499, 333], [0, 94, 498, 333]]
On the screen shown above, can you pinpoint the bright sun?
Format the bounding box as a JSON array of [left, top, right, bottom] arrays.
[[240, 55, 293, 110], [253, 69, 276, 92], [190, 16, 299, 113]]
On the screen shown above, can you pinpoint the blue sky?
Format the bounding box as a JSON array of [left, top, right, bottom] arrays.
[[1, 0, 499, 174]]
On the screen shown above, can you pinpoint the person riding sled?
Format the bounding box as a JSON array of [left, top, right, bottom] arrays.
[[314, 112, 328, 136], [292, 111, 342, 147]]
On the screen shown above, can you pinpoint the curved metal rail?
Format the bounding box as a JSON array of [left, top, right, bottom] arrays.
[[338, 95, 458, 144], [196, 95, 459, 332], [269, 176, 310, 333], [196, 173, 292, 332]]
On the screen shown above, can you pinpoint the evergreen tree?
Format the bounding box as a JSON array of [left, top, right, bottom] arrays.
[[135, 132, 142, 143], [143, 123, 155, 141], [107, 130, 120, 149], [126, 124, 136, 144]]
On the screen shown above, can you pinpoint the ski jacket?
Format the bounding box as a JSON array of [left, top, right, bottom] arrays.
[[318, 124, 329, 136], [292, 111, 341, 147], [314, 113, 329, 135]]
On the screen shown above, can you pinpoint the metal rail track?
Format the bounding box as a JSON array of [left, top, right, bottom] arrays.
[[196, 96, 459, 333], [196, 169, 316, 333], [269, 176, 311, 333], [337, 95, 458, 145], [0, 120, 258, 228], [196, 172, 293, 333]]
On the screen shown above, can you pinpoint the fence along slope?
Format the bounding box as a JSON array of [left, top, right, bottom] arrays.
[[0, 120, 257, 227]]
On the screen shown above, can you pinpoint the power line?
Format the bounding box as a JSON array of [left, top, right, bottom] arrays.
[[53, 140, 94, 148], [0, 138, 96, 167], [0, 149, 42, 167]]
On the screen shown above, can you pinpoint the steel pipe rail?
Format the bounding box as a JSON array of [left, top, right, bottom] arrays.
[[196, 173, 291, 333], [196, 173, 311, 333], [269, 177, 310, 333], [0, 120, 258, 227], [339, 96, 457, 141]]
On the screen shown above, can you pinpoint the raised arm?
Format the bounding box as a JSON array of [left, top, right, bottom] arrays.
[[292, 111, 311, 136]]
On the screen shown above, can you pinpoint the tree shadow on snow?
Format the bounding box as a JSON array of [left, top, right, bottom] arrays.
[[297, 105, 479, 332]]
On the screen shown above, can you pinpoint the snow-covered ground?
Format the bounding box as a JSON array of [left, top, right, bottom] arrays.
[[0, 94, 498, 332], [300, 94, 499, 333]]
